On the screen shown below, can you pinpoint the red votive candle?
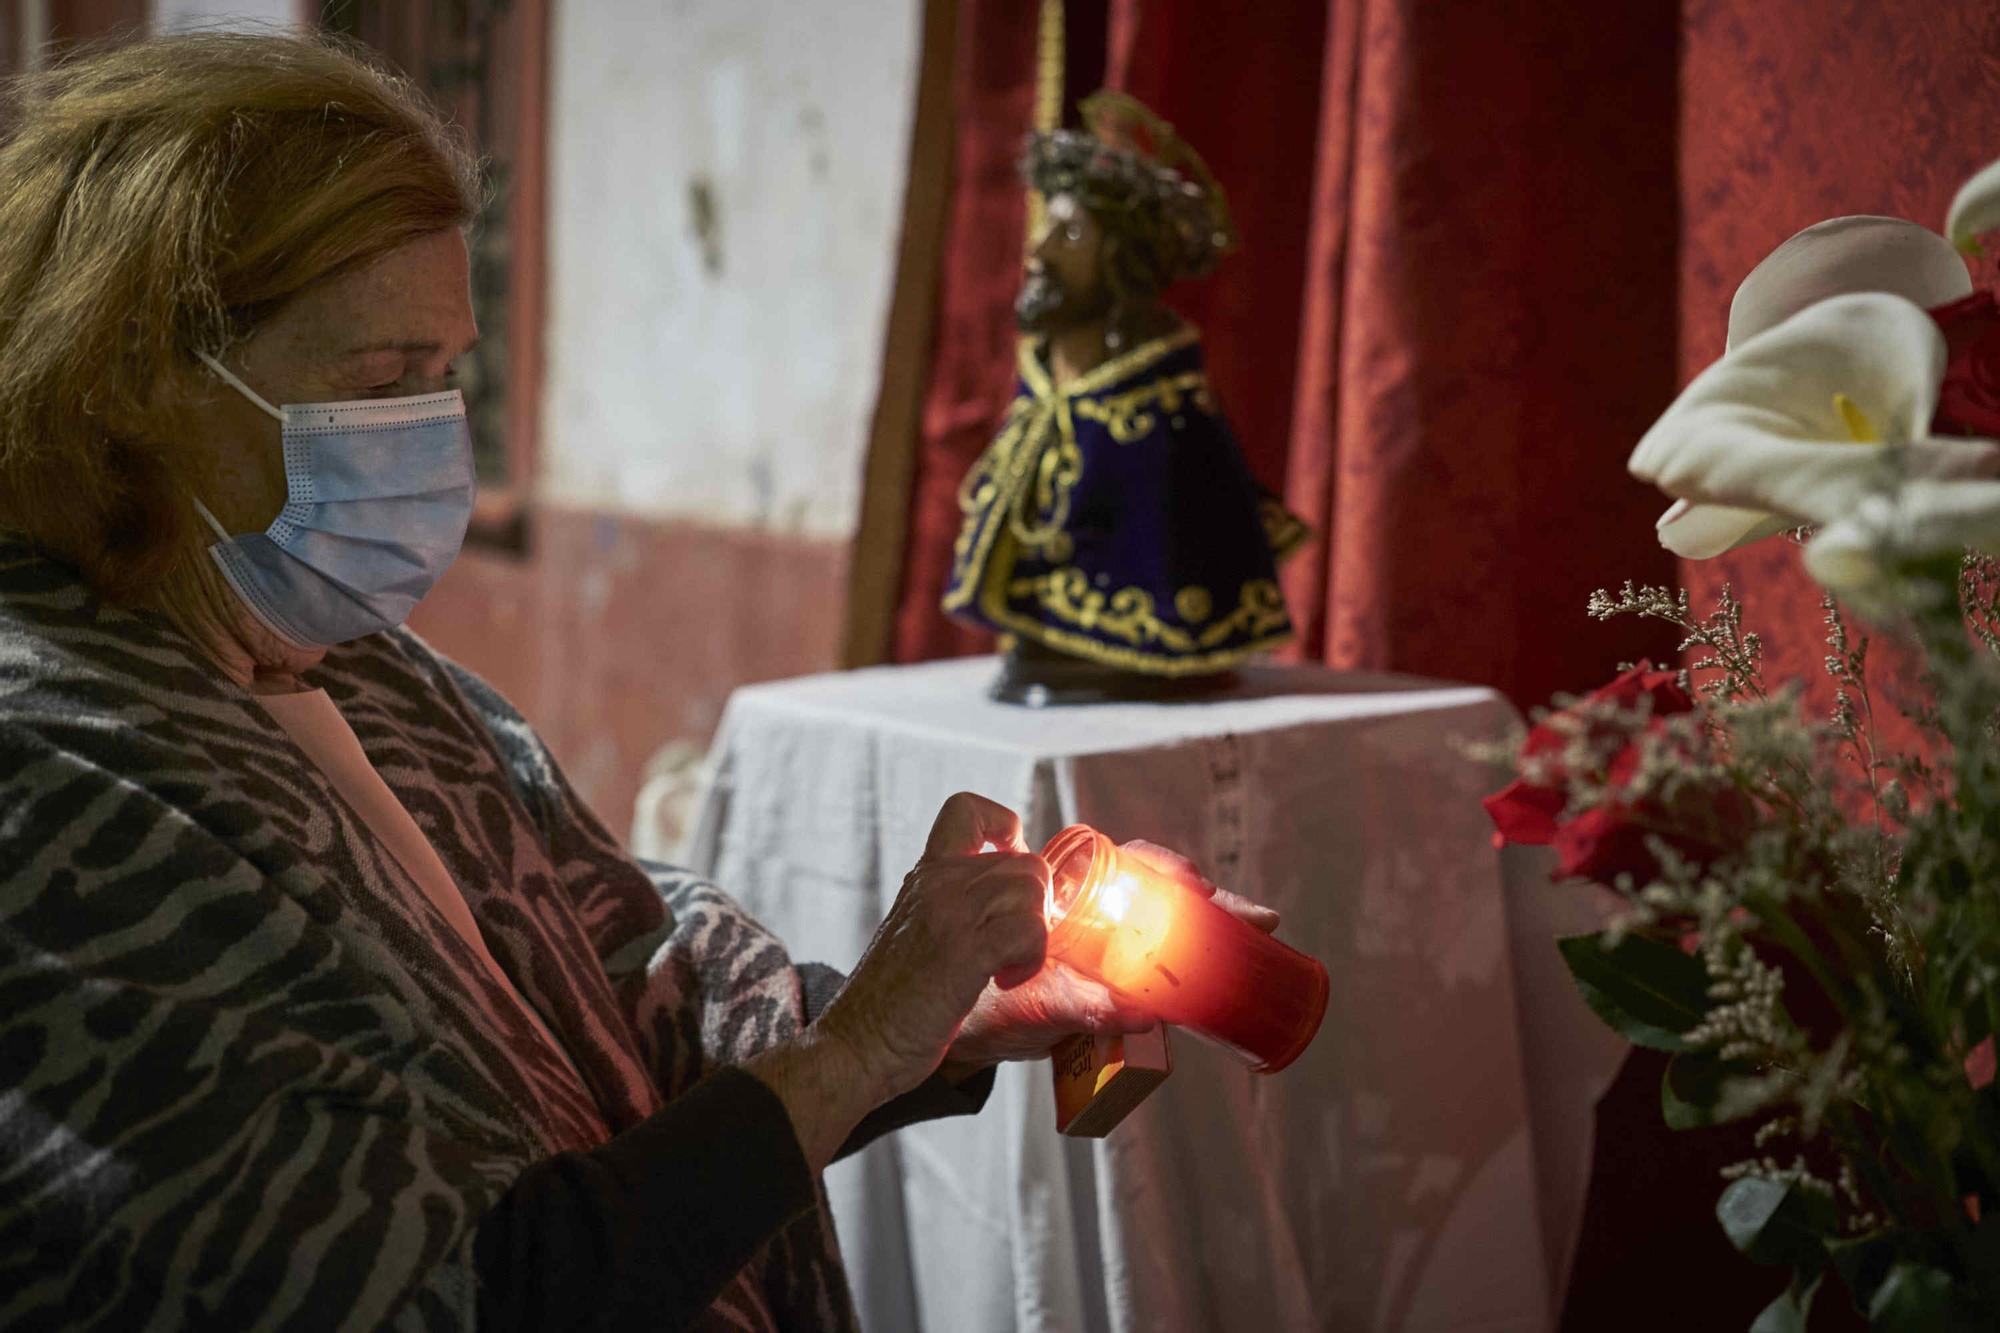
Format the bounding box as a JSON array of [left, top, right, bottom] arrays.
[[1040, 824, 1328, 1073]]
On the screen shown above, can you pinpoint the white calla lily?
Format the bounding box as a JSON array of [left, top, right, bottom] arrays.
[[1947, 155, 2000, 255], [1629, 292, 2000, 560], [1727, 216, 1970, 350], [1650, 220, 1970, 557], [1654, 499, 1791, 560]]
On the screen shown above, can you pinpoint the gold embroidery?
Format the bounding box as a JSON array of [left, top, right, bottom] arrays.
[[1071, 370, 1218, 443], [1011, 395, 1081, 556], [1200, 580, 1292, 647], [1174, 585, 1213, 623], [1004, 568, 1290, 656], [1059, 324, 1200, 397], [978, 546, 1290, 674], [1005, 569, 1180, 649], [1260, 498, 1311, 559], [945, 398, 1046, 609]]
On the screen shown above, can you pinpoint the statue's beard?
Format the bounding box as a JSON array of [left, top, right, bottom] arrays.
[[1015, 269, 1110, 335]]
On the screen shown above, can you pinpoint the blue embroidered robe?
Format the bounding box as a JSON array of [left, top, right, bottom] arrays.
[[943, 328, 1307, 675]]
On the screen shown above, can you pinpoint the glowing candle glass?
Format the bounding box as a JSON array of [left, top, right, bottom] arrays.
[[1040, 825, 1328, 1073]]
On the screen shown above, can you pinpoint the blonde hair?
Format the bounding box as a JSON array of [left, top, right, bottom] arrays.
[[0, 30, 480, 606]]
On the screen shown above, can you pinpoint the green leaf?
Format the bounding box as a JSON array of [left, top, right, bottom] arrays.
[[1750, 1271, 1821, 1333], [1717, 1178, 1833, 1270], [1868, 1262, 1975, 1331], [1826, 1232, 1898, 1312], [1662, 1051, 1759, 1130], [1953, 1216, 2000, 1313], [1558, 931, 1711, 1052]]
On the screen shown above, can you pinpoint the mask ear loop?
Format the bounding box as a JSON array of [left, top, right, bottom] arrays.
[[188, 351, 288, 542], [195, 350, 285, 422], [189, 496, 232, 543]]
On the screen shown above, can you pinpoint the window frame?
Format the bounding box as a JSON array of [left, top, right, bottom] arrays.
[[308, 0, 550, 556]]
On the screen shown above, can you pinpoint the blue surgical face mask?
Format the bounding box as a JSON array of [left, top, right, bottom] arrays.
[[192, 350, 476, 649]]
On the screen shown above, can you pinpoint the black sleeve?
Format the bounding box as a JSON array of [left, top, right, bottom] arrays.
[[472, 1066, 815, 1332], [796, 961, 998, 1160], [835, 1062, 996, 1160], [471, 971, 1000, 1330]]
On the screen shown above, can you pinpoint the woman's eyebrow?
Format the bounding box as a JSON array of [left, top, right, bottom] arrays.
[[338, 335, 481, 357]]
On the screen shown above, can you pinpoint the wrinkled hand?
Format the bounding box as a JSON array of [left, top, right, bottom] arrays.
[[815, 792, 1051, 1103], [938, 839, 1281, 1077]]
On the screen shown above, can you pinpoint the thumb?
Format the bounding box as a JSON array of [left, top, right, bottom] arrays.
[[1121, 839, 1215, 895], [1212, 886, 1282, 934]]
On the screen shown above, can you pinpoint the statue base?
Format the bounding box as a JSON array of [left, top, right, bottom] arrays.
[[989, 638, 1238, 707]]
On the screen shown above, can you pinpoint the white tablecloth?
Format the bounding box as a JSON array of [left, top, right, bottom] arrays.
[[682, 657, 1624, 1332]]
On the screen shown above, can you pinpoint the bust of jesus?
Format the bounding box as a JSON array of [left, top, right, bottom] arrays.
[[944, 91, 1307, 705]]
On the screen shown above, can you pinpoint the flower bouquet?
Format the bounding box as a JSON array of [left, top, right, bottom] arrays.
[[1486, 161, 2000, 1328]]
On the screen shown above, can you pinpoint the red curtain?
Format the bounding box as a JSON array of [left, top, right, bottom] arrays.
[[1102, 1, 1328, 499], [890, 0, 1682, 709], [889, 5, 1040, 663]]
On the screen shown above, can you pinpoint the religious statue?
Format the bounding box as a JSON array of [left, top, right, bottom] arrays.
[[942, 91, 1308, 705]]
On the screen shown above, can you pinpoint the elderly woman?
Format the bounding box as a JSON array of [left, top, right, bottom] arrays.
[[0, 32, 1278, 1332]]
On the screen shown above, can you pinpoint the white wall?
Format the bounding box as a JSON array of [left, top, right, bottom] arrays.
[[541, 0, 920, 538], [151, 0, 299, 33]]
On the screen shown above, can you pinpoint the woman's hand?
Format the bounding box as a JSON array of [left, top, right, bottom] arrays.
[[811, 792, 1053, 1107], [936, 839, 1281, 1079], [748, 816, 1281, 1168]]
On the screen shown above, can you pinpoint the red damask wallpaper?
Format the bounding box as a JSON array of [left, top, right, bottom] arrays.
[[1678, 0, 2000, 716], [1560, 5, 2000, 1329]]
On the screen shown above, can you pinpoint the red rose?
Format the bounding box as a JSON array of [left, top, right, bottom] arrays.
[[1551, 802, 1658, 883], [1928, 289, 2000, 437], [1483, 778, 1565, 845], [1484, 663, 1748, 887], [1968, 1035, 1997, 1092], [1482, 662, 1692, 847], [1555, 718, 1749, 886], [1523, 661, 1692, 754]]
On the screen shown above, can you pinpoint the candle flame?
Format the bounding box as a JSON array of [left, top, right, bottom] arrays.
[[1095, 871, 1178, 991], [1099, 873, 1136, 923]]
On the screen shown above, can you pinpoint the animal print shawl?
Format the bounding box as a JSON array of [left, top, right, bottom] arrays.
[[0, 544, 857, 1331]]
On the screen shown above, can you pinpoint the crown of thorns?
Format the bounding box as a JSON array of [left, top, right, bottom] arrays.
[[1022, 90, 1238, 286]]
